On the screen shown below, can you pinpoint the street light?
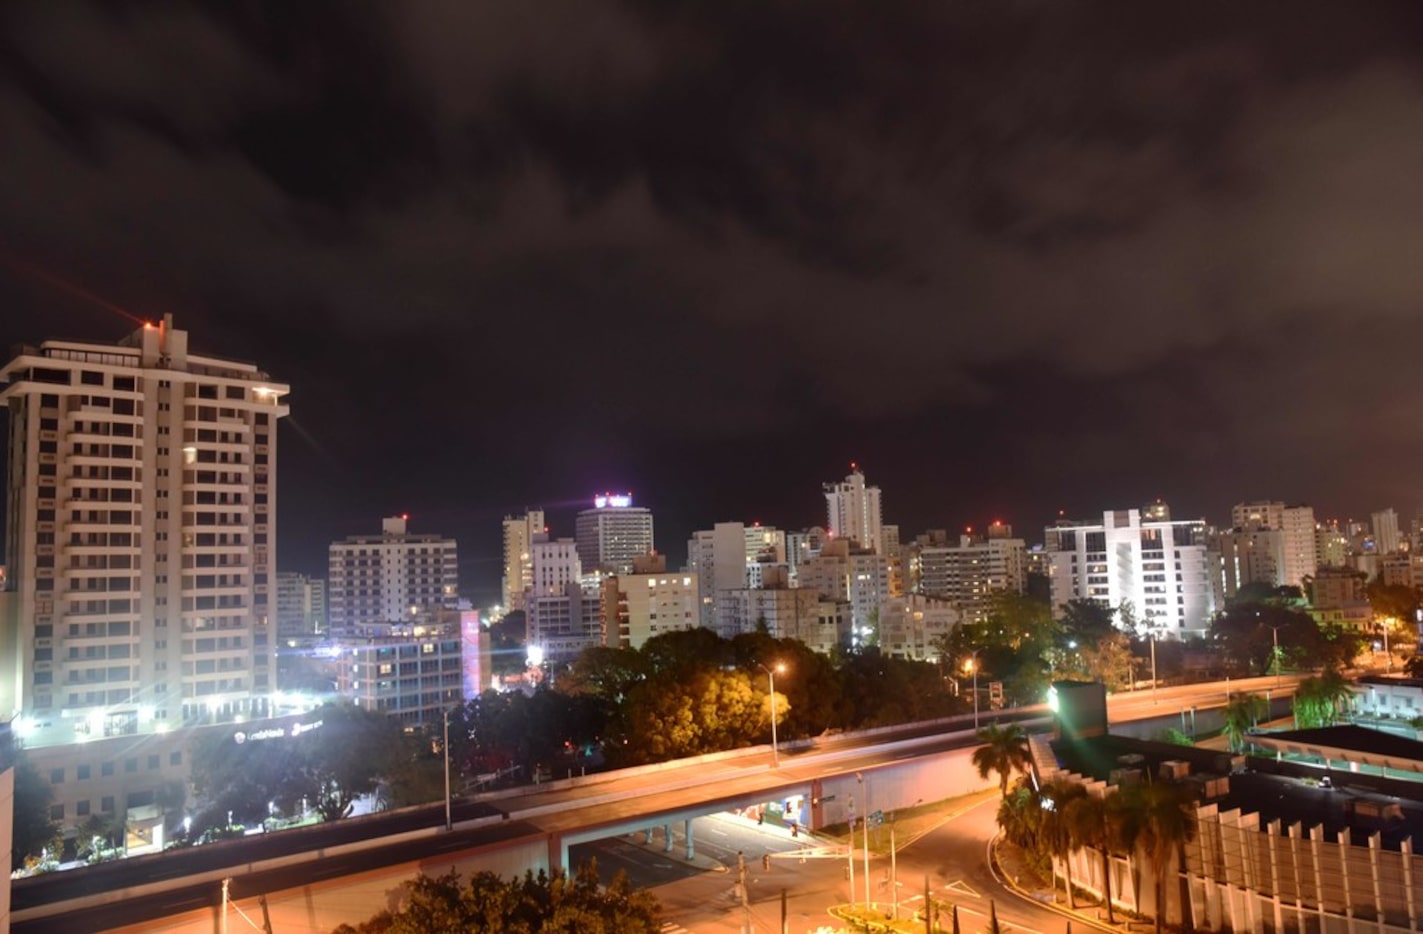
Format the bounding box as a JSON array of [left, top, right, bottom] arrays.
[[759, 663, 787, 768], [1267, 623, 1283, 688], [443, 706, 453, 831], [964, 651, 981, 730]]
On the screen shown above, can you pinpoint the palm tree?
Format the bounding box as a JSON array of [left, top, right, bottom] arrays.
[[1118, 781, 1198, 934], [1220, 693, 1265, 752], [972, 723, 1031, 797], [1293, 669, 1354, 728], [1039, 776, 1087, 907], [1064, 792, 1118, 923]]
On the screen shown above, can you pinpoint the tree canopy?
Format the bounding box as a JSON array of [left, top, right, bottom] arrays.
[[330, 862, 661, 934]]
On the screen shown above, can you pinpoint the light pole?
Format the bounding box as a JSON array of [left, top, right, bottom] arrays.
[[964, 651, 981, 730], [443, 706, 453, 831], [856, 772, 869, 910], [1267, 624, 1283, 688], [759, 662, 786, 768], [1149, 629, 1159, 704]]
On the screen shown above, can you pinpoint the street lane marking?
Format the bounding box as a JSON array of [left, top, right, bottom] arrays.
[[945, 878, 980, 898]]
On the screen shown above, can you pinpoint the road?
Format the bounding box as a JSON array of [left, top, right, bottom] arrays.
[[578, 794, 1107, 934], [14, 675, 1294, 932]]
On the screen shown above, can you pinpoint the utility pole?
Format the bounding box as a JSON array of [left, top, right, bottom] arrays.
[[443, 706, 453, 831], [221, 878, 230, 934]]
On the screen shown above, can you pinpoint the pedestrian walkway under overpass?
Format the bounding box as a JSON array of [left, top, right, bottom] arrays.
[[542, 742, 990, 871]]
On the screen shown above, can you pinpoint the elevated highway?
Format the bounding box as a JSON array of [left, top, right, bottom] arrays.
[[13, 674, 1298, 933]]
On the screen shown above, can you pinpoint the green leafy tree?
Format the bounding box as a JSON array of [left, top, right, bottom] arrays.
[[972, 723, 1030, 797], [1115, 781, 1198, 934], [190, 702, 405, 830], [620, 668, 765, 764], [1064, 792, 1119, 923], [1153, 727, 1194, 746], [11, 751, 60, 867], [560, 646, 647, 704], [1209, 600, 1319, 676], [1405, 654, 1423, 678], [1038, 776, 1087, 906], [1220, 693, 1266, 752], [1293, 670, 1354, 728], [1059, 599, 1118, 646], [331, 862, 660, 934]]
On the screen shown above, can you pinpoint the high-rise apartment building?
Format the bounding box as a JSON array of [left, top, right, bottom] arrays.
[[913, 524, 1026, 624], [574, 493, 654, 575], [1045, 507, 1214, 637], [500, 508, 544, 612], [275, 572, 327, 637], [1227, 501, 1317, 588], [715, 584, 848, 654], [327, 516, 458, 634], [0, 315, 289, 741], [1315, 521, 1347, 568], [823, 465, 884, 554], [1372, 507, 1401, 556], [599, 555, 700, 649], [796, 539, 891, 643]]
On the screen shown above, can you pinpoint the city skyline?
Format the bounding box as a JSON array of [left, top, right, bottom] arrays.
[[3, 4, 1423, 602]]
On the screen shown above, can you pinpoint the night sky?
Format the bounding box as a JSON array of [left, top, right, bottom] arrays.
[[3, 3, 1422, 605]]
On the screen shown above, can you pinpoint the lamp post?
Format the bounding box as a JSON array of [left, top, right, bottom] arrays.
[[964, 651, 981, 730], [759, 663, 786, 768], [1267, 624, 1283, 688], [443, 706, 453, 831], [1149, 628, 1159, 704]]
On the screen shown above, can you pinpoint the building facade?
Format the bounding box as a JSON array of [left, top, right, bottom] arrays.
[[913, 524, 1026, 624], [1045, 507, 1215, 637], [327, 516, 458, 634], [1, 315, 289, 744], [877, 593, 959, 662], [600, 560, 700, 649], [574, 494, 654, 575], [715, 586, 849, 654], [275, 572, 326, 638], [823, 465, 884, 554], [500, 508, 544, 613]]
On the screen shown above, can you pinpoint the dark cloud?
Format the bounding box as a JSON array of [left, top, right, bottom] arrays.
[[2, 2, 1422, 598]]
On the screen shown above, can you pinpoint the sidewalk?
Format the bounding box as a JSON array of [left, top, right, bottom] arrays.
[[990, 836, 1134, 934]]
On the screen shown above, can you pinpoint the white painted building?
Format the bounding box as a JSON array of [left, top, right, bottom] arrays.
[[500, 508, 544, 612], [0, 314, 289, 743], [327, 516, 458, 633], [1226, 501, 1317, 589], [600, 563, 700, 649], [275, 572, 326, 637], [1372, 507, 1402, 556], [796, 539, 891, 643], [1045, 507, 1215, 637], [914, 525, 1026, 624], [823, 465, 884, 554], [715, 586, 849, 654], [877, 594, 960, 662], [0, 315, 289, 834], [574, 494, 654, 575]]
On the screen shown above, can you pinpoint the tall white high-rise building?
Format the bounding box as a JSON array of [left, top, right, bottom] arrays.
[[1372, 507, 1401, 555], [1228, 501, 1317, 588], [796, 539, 891, 642], [1045, 507, 1214, 637], [327, 516, 458, 633], [914, 526, 1027, 624], [501, 508, 545, 612], [0, 315, 289, 740], [574, 493, 654, 575], [275, 572, 327, 637], [823, 465, 884, 554]]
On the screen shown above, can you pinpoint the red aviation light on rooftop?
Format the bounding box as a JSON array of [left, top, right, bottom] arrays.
[[401, 513, 409, 521]]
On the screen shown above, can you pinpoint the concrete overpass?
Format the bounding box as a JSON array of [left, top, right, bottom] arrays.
[[13, 675, 1297, 933]]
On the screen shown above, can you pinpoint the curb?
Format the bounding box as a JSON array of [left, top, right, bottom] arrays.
[[985, 832, 1126, 934]]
